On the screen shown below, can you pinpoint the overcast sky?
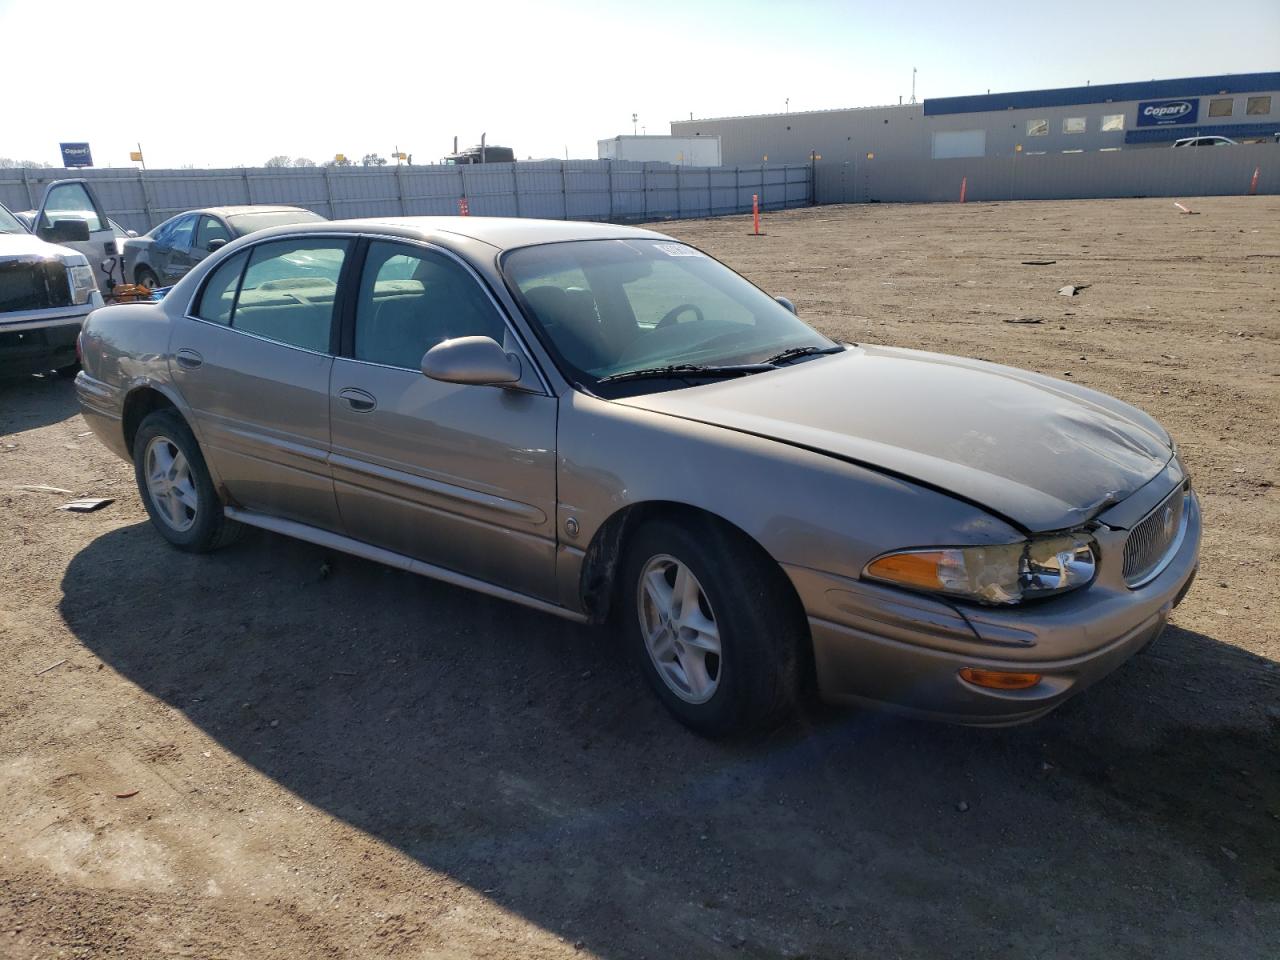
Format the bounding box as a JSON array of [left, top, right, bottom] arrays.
[[2, 0, 1276, 168]]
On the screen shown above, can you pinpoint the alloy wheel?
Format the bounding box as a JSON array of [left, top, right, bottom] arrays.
[[144, 435, 198, 533], [637, 554, 722, 703]]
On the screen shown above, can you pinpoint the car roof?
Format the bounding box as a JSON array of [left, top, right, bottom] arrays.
[[247, 216, 675, 251], [189, 205, 316, 218]]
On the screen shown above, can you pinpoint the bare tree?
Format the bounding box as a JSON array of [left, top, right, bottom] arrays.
[[264, 155, 293, 168], [292, 157, 316, 167], [361, 153, 387, 167], [0, 158, 53, 168]]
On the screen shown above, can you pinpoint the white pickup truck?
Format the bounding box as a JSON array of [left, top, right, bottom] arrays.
[[1, 193, 104, 379]]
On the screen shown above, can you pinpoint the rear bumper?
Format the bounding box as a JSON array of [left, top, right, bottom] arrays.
[[74, 370, 131, 461], [788, 491, 1201, 726], [0, 312, 87, 378]]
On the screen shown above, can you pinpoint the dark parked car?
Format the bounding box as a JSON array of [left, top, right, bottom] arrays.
[[124, 206, 326, 288]]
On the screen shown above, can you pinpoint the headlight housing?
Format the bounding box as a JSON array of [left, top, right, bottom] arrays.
[[864, 533, 1097, 605], [66, 262, 97, 305]]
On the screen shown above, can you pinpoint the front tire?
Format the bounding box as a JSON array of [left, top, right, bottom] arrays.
[[621, 517, 804, 737], [134, 266, 159, 289], [132, 409, 241, 552]]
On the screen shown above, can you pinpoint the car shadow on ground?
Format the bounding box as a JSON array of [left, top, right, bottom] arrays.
[[59, 523, 1280, 958], [0, 373, 80, 433]]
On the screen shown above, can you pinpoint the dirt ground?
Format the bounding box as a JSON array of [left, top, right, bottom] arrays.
[[2, 197, 1277, 960]]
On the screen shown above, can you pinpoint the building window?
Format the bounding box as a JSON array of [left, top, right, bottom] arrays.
[[932, 129, 986, 159], [1063, 117, 1086, 134], [1027, 119, 1048, 136], [1208, 98, 1233, 118], [1247, 95, 1272, 116], [1100, 114, 1125, 132]]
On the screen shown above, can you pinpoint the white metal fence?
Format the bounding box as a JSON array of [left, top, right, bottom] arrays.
[[0, 161, 813, 235], [815, 143, 1278, 204]]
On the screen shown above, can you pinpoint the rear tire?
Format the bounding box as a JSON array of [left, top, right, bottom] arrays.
[[132, 409, 241, 552], [620, 516, 803, 737]]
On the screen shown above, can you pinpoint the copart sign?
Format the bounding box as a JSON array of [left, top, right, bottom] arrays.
[[1136, 100, 1199, 127]]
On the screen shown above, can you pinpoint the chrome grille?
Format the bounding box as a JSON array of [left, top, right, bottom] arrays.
[[0, 259, 72, 313], [1123, 484, 1188, 587]]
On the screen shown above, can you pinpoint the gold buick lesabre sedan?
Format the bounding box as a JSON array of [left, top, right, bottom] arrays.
[[76, 217, 1200, 736]]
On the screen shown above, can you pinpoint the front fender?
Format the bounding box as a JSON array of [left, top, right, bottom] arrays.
[[555, 391, 1020, 612]]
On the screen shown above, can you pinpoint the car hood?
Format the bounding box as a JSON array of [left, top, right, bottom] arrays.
[[0, 231, 82, 261], [613, 344, 1173, 533]]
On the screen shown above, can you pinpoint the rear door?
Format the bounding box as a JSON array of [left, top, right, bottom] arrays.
[[169, 236, 351, 530], [328, 239, 559, 599], [34, 180, 116, 289]]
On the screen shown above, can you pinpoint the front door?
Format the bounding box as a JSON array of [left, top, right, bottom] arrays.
[[169, 236, 350, 531], [153, 214, 198, 284], [328, 240, 559, 600], [34, 180, 117, 289]]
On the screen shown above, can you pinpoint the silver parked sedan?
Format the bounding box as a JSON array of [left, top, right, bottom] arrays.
[[76, 217, 1200, 736]]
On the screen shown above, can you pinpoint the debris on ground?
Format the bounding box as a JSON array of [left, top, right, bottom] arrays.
[[1005, 317, 1044, 324], [14, 484, 73, 495], [58, 497, 114, 513], [956, 800, 970, 812], [1020, 260, 1056, 265], [114, 790, 140, 799], [1058, 283, 1092, 297], [35, 659, 67, 677], [1173, 201, 1200, 215]]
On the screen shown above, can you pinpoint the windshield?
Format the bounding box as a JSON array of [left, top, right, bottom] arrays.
[[227, 209, 327, 235], [503, 239, 834, 390], [0, 203, 27, 235]]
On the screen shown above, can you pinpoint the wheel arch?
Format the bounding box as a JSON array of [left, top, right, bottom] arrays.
[[578, 500, 808, 633], [132, 260, 158, 285], [121, 384, 183, 455]]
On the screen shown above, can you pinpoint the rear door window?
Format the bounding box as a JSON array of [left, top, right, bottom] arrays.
[[353, 241, 505, 369], [194, 251, 249, 325], [228, 239, 349, 352]]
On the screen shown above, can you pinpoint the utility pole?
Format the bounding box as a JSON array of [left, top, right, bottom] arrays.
[[632, 113, 638, 136], [910, 68, 917, 105]]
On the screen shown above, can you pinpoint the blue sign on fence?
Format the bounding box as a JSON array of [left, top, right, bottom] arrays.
[[59, 142, 93, 167], [1135, 100, 1199, 127]]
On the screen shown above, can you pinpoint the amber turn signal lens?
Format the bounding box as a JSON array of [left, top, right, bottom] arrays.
[[864, 551, 947, 590], [959, 668, 1042, 690]]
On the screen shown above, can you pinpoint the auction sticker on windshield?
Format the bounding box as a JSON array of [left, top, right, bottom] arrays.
[[654, 242, 703, 257]]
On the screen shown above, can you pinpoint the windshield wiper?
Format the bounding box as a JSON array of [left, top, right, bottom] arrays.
[[597, 362, 773, 384], [763, 344, 845, 365]]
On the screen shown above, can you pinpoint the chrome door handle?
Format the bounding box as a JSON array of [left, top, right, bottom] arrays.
[[339, 387, 377, 412], [175, 348, 203, 369]]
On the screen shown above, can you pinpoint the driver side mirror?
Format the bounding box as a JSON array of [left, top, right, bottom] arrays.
[[41, 218, 91, 244], [775, 295, 798, 315], [206, 238, 227, 253], [422, 336, 522, 386]]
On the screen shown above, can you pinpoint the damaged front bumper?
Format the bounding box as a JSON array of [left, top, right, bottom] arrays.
[[786, 485, 1202, 726]]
